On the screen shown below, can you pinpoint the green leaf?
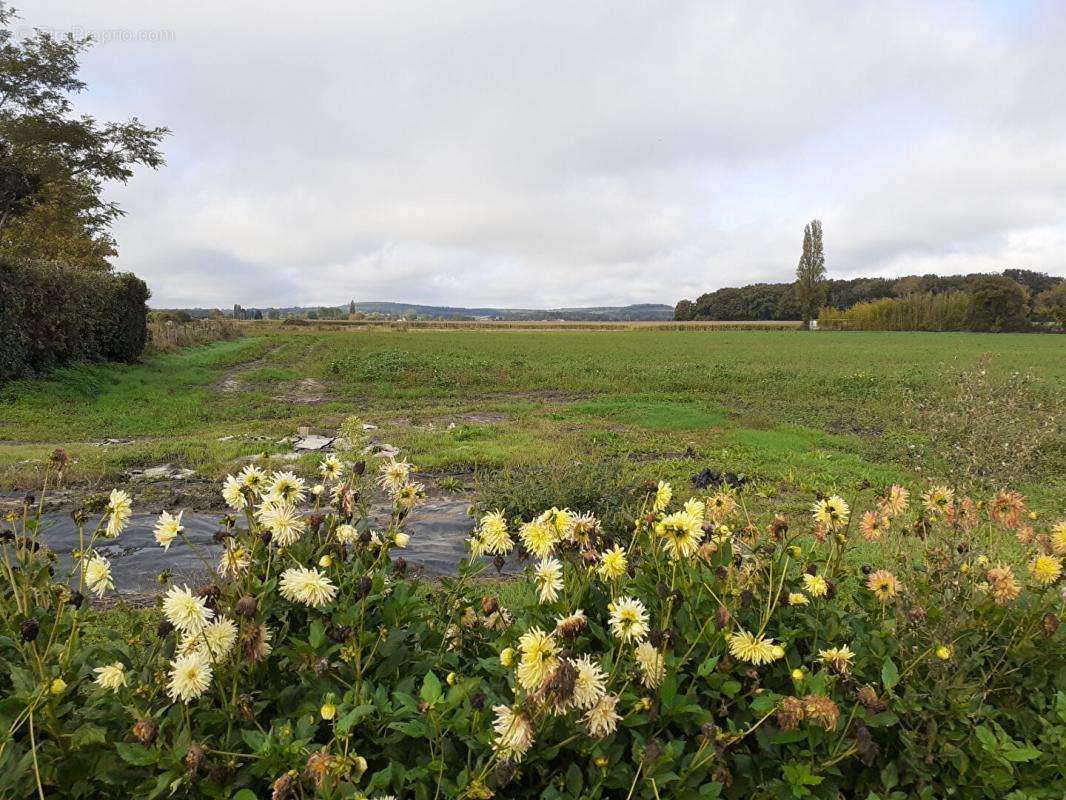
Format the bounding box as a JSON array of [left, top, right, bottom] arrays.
[[232, 791, 258, 800], [880, 762, 898, 792], [975, 725, 997, 749], [565, 762, 583, 795], [881, 658, 899, 692], [337, 703, 375, 734], [69, 722, 107, 750], [698, 656, 720, 677], [420, 671, 442, 704], [1003, 746, 1041, 762], [309, 620, 325, 649], [115, 742, 157, 766]]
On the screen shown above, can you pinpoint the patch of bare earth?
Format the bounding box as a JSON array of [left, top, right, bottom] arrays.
[[273, 378, 328, 405]]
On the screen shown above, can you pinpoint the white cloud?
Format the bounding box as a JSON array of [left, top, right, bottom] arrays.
[[18, 0, 1066, 307]]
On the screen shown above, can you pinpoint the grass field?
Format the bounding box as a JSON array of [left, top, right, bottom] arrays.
[[1, 324, 1063, 513]]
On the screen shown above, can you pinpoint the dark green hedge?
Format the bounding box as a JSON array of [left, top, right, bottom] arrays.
[[0, 257, 149, 380]]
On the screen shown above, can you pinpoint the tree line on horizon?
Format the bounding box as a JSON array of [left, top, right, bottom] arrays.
[[676, 220, 1065, 331]]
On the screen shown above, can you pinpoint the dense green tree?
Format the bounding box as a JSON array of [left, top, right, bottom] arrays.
[[968, 275, 1030, 331], [793, 219, 826, 326], [1035, 281, 1066, 329], [673, 298, 696, 321], [0, 3, 168, 269]]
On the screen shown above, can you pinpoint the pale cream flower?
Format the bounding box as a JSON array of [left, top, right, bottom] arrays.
[[818, 644, 856, 673], [181, 616, 238, 660], [279, 567, 337, 608], [238, 464, 267, 491], [378, 458, 412, 494], [597, 545, 628, 582], [683, 498, 706, 522], [93, 661, 127, 692], [534, 557, 564, 604], [608, 597, 649, 643], [266, 470, 306, 504], [802, 573, 828, 598], [260, 502, 305, 546], [812, 496, 849, 530], [728, 630, 782, 666], [519, 518, 559, 560], [335, 523, 359, 545], [217, 545, 251, 578], [84, 553, 113, 597], [655, 510, 704, 559], [153, 510, 183, 550], [571, 654, 607, 709], [516, 627, 559, 691], [652, 481, 672, 512], [222, 475, 247, 510], [318, 455, 344, 481], [635, 641, 665, 688], [106, 489, 132, 537], [394, 482, 426, 511], [585, 693, 621, 737], [492, 705, 534, 762], [167, 651, 213, 702], [162, 584, 214, 634], [479, 510, 514, 554]]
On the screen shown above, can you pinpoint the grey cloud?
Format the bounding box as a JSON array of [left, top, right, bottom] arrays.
[[20, 0, 1066, 307]]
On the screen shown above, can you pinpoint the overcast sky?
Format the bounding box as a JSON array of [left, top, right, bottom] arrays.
[[19, 0, 1066, 308]]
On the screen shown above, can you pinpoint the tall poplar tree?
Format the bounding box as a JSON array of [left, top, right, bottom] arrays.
[[794, 219, 827, 326]]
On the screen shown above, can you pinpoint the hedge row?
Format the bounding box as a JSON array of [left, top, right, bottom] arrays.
[[0, 258, 149, 380]]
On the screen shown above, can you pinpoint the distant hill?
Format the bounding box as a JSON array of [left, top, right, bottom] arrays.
[[156, 302, 675, 322], [345, 302, 674, 321]]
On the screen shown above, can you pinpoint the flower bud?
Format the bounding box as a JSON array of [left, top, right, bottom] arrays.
[[185, 743, 204, 774], [935, 645, 951, 661], [50, 678, 67, 694], [235, 595, 258, 618], [20, 619, 39, 643], [446, 672, 457, 686], [133, 718, 158, 745], [320, 701, 336, 720], [318, 554, 332, 568], [500, 647, 516, 667]]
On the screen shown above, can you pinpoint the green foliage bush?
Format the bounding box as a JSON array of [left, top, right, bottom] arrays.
[[0, 257, 149, 380], [1, 454, 1064, 799]]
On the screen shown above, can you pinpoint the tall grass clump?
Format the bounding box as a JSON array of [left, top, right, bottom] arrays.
[[819, 291, 975, 331], [143, 318, 243, 355], [1, 449, 1064, 798]]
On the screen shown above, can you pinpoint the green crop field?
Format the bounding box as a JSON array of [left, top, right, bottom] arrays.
[[2, 324, 1063, 513]]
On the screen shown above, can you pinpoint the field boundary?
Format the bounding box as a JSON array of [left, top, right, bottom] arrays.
[[257, 319, 805, 332]]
